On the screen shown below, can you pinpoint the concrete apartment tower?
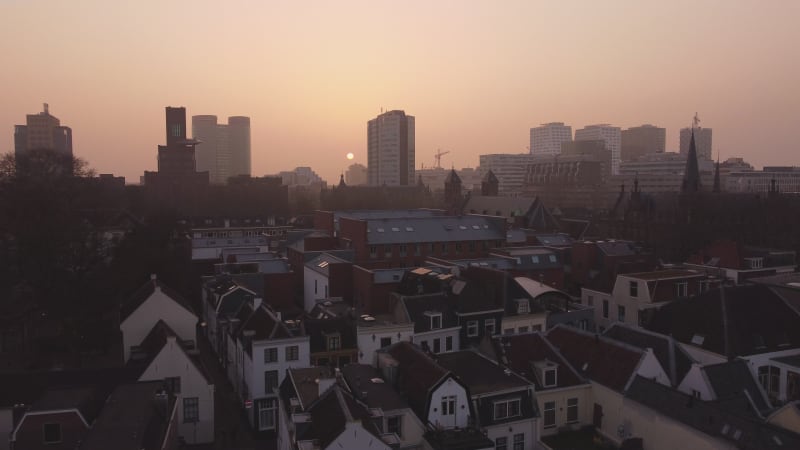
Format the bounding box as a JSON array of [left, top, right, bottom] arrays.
[[575, 124, 622, 175], [367, 110, 415, 186], [14, 103, 73, 157], [621, 124, 666, 162], [530, 122, 572, 156], [192, 115, 251, 184], [680, 127, 712, 161]]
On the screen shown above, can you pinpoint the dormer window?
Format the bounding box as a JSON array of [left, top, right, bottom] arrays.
[[629, 281, 638, 297], [326, 333, 341, 351], [676, 282, 688, 298], [515, 299, 530, 314], [493, 398, 521, 420], [746, 257, 764, 269], [425, 312, 443, 330], [533, 360, 558, 388]]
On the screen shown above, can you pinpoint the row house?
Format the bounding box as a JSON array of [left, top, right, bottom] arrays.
[[646, 280, 800, 406], [277, 367, 395, 450], [226, 302, 310, 433], [481, 332, 592, 436], [10, 387, 103, 450], [120, 274, 198, 363], [128, 321, 215, 444], [570, 239, 657, 295], [436, 351, 540, 449], [201, 275, 258, 359], [304, 316, 358, 368], [582, 269, 719, 331], [395, 292, 461, 354]]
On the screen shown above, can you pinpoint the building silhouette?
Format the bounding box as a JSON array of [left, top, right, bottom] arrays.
[[530, 122, 572, 156], [192, 115, 251, 184], [680, 127, 712, 161], [14, 103, 73, 157], [575, 124, 621, 175], [621, 124, 665, 162], [367, 110, 415, 186], [143, 107, 209, 188]]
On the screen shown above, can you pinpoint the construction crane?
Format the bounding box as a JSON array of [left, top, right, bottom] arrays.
[[434, 148, 450, 169]]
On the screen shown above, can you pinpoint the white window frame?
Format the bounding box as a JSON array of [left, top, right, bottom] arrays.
[[485, 319, 496, 336], [493, 398, 521, 420], [566, 397, 578, 423], [466, 320, 479, 337], [543, 401, 556, 428]]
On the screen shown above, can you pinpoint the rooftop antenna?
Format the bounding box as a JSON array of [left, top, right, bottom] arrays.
[[692, 112, 701, 130]]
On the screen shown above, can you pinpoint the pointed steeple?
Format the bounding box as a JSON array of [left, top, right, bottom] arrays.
[[338, 173, 346, 188], [712, 156, 721, 193], [681, 128, 702, 193], [481, 169, 499, 196]]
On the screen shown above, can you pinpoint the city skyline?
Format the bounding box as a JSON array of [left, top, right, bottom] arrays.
[[2, 1, 798, 184]]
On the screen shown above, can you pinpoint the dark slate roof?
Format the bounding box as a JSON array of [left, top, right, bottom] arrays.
[[400, 293, 460, 333], [341, 364, 409, 411], [304, 317, 357, 354], [595, 240, 638, 256], [364, 216, 506, 245], [384, 342, 449, 418], [80, 381, 175, 450], [120, 277, 195, 322], [703, 360, 771, 415], [435, 351, 529, 396], [464, 196, 536, 218], [127, 320, 213, 384], [490, 333, 584, 391], [424, 428, 495, 450], [645, 285, 800, 357], [626, 376, 800, 450], [0, 368, 137, 410], [29, 387, 105, 425], [285, 366, 336, 409], [603, 323, 694, 387], [296, 385, 383, 449], [546, 326, 643, 392], [532, 233, 574, 247]]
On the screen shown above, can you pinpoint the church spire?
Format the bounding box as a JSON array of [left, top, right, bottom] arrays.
[[681, 125, 702, 194], [712, 155, 721, 193]]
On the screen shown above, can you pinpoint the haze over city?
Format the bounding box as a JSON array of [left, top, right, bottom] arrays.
[[2, 0, 798, 183]]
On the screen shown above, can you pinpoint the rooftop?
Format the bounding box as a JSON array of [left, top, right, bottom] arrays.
[[435, 351, 530, 395]]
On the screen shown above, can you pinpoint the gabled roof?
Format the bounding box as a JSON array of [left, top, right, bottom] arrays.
[[120, 277, 195, 322], [627, 376, 800, 450], [384, 342, 451, 418], [27, 386, 104, 426], [127, 320, 213, 384], [703, 360, 771, 415], [79, 381, 176, 450], [435, 351, 529, 396], [489, 333, 584, 390], [546, 325, 643, 392], [604, 323, 695, 386], [646, 285, 800, 357], [297, 385, 383, 449]]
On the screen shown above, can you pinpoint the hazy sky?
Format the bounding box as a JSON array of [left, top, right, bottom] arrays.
[[2, 0, 798, 184]]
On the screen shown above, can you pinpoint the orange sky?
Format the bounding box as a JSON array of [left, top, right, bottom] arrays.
[[2, 1, 798, 184]]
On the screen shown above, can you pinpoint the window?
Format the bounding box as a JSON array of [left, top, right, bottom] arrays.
[[676, 282, 688, 297], [513, 433, 524, 450], [544, 368, 557, 387], [433, 338, 441, 353], [264, 347, 278, 363], [258, 398, 277, 430], [370, 246, 377, 258], [264, 370, 279, 393], [43, 423, 61, 444], [445, 336, 453, 351], [549, 254, 557, 263], [441, 242, 448, 255], [494, 398, 521, 420], [602, 300, 609, 318], [469, 241, 476, 252], [314, 279, 318, 294], [455, 243, 462, 254], [543, 401, 556, 428], [692, 389, 701, 399], [518, 326, 529, 333], [441, 395, 456, 415], [629, 281, 638, 297], [327, 334, 341, 351], [485, 319, 496, 336], [567, 398, 578, 423], [466, 321, 479, 337], [587, 295, 594, 307], [399, 245, 407, 257], [285, 345, 299, 361], [495, 436, 508, 450], [516, 299, 529, 314], [504, 328, 514, 335], [430, 313, 442, 329], [165, 376, 181, 394], [421, 340, 429, 350], [183, 397, 199, 423], [384, 244, 392, 255], [415, 244, 421, 256], [380, 337, 392, 348], [387, 415, 402, 437], [618, 305, 626, 322]]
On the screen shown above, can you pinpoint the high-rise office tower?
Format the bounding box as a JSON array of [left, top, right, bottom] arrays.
[[575, 124, 621, 175], [14, 103, 73, 157], [530, 122, 572, 156], [367, 110, 415, 186], [680, 127, 712, 161], [621, 124, 666, 162], [157, 106, 199, 177], [192, 115, 251, 184]]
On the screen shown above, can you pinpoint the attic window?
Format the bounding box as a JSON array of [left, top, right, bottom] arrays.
[[548, 255, 557, 263], [515, 299, 530, 314], [377, 228, 385, 232], [691, 334, 705, 346], [326, 333, 341, 351], [459, 225, 467, 230], [531, 256, 540, 264], [534, 360, 558, 387], [406, 227, 414, 232], [425, 312, 443, 330], [472, 225, 480, 230], [391, 227, 400, 232], [317, 261, 329, 268], [543, 368, 557, 387]]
